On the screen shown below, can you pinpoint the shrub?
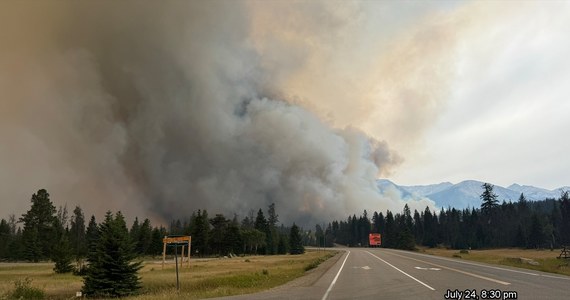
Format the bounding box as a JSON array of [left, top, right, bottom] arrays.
[[8, 277, 45, 300]]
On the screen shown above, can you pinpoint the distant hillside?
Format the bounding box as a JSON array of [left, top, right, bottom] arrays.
[[377, 179, 568, 209]]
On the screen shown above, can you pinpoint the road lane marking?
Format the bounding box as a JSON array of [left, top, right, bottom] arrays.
[[383, 251, 511, 286], [322, 250, 350, 300], [415, 267, 441, 271], [384, 249, 540, 277], [366, 251, 436, 291], [540, 274, 570, 280], [353, 266, 372, 270]]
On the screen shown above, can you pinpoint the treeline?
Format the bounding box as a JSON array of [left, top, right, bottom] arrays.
[[0, 190, 167, 263], [0, 189, 307, 297], [0, 189, 306, 264], [327, 184, 570, 250], [165, 203, 305, 256]]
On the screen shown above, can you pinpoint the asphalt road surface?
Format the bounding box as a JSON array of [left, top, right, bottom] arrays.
[[217, 247, 570, 300]]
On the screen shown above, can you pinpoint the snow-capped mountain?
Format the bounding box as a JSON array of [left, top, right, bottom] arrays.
[[507, 183, 562, 200], [377, 179, 568, 209]]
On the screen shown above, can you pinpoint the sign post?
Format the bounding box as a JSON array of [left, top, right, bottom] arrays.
[[162, 235, 191, 291]]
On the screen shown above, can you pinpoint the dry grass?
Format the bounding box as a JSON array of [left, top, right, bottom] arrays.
[[0, 250, 337, 299], [419, 247, 570, 276]]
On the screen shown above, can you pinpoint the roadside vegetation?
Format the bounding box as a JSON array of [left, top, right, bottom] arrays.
[[420, 247, 570, 276], [0, 250, 338, 299]]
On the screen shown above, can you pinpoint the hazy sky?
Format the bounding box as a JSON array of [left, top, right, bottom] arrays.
[[384, 1, 570, 190], [1, 1, 569, 223]]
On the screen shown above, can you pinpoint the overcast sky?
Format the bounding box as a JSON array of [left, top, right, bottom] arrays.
[[367, 1, 570, 190]]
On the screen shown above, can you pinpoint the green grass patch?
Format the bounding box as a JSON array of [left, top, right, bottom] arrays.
[[421, 247, 570, 277]]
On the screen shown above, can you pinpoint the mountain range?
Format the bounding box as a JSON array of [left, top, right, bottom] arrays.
[[377, 179, 570, 209]]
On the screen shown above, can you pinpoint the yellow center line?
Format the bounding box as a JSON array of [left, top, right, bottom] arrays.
[[381, 251, 511, 286]]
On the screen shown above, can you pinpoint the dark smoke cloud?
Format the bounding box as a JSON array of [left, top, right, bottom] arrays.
[[0, 1, 433, 225]]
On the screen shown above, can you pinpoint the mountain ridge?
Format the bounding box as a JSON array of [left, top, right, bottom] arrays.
[[377, 179, 568, 209]]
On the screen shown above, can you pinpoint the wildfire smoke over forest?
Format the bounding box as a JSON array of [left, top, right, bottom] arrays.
[[2, 0, 512, 225]]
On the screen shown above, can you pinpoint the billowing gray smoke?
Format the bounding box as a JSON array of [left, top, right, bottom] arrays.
[[0, 1, 436, 225]]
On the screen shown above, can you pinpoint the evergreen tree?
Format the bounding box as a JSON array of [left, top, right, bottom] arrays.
[[385, 211, 396, 248], [267, 203, 279, 228], [20, 189, 57, 261], [0, 219, 10, 259], [514, 224, 527, 248], [209, 214, 229, 256], [191, 210, 209, 257], [559, 191, 570, 245], [69, 206, 87, 267], [528, 214, 545, 249], [7, 228, 24, 261], [136, 219, 152, 255], [254, 209, 269, 254], [266, 203, 279, 254], [130, 217, 140, 246], [82, 211, 142, 298], [52, 226, 73, 273], [277, 234, 289, 254], [289, 223, 304, 254], [226, 216, 243, 255], [480, 183, 499, 214], [148, 227, 165, 257], [85, 216, 99, 264]]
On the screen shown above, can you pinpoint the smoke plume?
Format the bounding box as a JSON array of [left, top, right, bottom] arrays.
[[0, 1, 448, 225]]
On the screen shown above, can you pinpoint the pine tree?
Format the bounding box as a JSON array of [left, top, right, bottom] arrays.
[[289, 223, 304, 254], [20, 189, 57, 261], [82, 211, 142, 298]]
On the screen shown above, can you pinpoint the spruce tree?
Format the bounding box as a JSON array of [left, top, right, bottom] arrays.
[[82, 211, 141, 298], [85, 216, 99, 263], [137, 219, 152, 255], [148, 227, 164, 257], [70, 206, 87, 260], [289, 223, 304, 254], [480, 183, 499, 214], [52, 231, 74, 273], [20, 189, 57, 261]]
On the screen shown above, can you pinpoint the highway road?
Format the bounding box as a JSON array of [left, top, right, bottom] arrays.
[[218, 247, 570, 300]]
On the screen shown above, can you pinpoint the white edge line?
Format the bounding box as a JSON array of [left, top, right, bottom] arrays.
[[367, 251, 436, 291], [387, 249, 540, 276], [322, 251, 350, 300]]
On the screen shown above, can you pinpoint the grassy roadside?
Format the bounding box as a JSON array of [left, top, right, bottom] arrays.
[[418, 247, 570, 276], [0, 250, 338, 299]]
